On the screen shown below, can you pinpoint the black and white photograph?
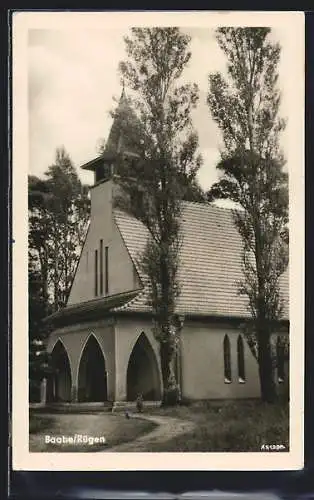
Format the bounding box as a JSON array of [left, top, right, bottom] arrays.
[[12, 11, 304, 470]]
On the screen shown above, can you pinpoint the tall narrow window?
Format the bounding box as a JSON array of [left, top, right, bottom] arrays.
[[105, 246, 109, 294], [237, 335, 245, 383], [99, 239, 103, 295], [94, 249, 98, 297], [223, 335, 232, 383], [277, 336, 285, 383]]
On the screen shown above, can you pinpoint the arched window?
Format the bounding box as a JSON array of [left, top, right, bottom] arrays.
[[223, 335, 232, 383], [276, 336, 285, 383], [237, 335, 245, 383]]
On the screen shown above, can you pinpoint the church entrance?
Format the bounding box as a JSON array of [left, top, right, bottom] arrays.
[[77, 335, 107, 402], [126, 332, 161, 401], [47, 340, 72, 402]]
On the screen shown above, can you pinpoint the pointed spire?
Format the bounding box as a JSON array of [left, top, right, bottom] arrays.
[[106, 83, 126, 154]]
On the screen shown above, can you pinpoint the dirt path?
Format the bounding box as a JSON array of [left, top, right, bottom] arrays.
[[106, 414, 196, 452]]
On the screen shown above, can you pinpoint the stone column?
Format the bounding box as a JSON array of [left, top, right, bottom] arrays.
[[115, 363, 127, 402], [71, 384, 78, 403]]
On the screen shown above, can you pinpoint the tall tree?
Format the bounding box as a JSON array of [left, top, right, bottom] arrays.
[[207, 28, 288, 403], [114, 28, 203, 404], [29, 147, 90, 313], [28, 148, 90, 399]]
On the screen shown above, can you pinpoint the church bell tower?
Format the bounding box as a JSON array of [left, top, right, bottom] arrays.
[[80, 87, 138, 187]]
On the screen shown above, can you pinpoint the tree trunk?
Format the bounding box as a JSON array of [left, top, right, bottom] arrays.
[[257, 327, 277, 403], [160, 340, 176, 405], [160, 341, 171, 389], [158, 228, 178, 404], [254, 213, 277, 404], [53, 231, 60, 312]]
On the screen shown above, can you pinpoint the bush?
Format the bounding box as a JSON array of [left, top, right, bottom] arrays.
[[29, 379, 41, 403]]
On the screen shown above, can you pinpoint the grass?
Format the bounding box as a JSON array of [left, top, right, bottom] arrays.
[[29, 414, 56, 434], [29, 411, 156, 452], [29, 400, 289, 453], [148, 399, 289, 452]]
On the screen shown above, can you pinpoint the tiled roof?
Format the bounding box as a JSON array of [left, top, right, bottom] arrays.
[[45, 289, 140, 326], [113, 203, 289, 319]]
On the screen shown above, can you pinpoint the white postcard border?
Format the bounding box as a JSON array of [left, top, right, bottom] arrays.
[[12, 10, 304, 471]]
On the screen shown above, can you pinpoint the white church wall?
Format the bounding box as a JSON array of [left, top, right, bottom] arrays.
[[114, 316, 264, 402], [68, 180, 139, 305], [181, 321, 261, 400]]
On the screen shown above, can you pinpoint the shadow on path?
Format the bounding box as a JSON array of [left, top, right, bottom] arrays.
[[106, 414, 196, 452]]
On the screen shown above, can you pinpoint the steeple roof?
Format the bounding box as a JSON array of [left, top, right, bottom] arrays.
[[105, 88, 138, 155], [81, 87, 139, 173]]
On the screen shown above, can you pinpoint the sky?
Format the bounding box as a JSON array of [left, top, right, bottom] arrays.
[[28, 25, 291, 191]]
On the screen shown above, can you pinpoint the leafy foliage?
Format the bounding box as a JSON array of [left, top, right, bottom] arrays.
[[28, 147, 90, 398], [207, 28, 289, 402], [29, 147, 90, 312]]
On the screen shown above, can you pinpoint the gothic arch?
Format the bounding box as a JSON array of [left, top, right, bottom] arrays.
[[77, 334, 108, 402], [126, 332, 161, 401], [47, 339, 72, 402]]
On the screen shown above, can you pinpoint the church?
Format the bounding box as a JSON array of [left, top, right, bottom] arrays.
[[44, 94, 289, 406]]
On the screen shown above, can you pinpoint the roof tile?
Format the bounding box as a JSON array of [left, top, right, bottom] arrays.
[[113, 202, 289, 319]]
